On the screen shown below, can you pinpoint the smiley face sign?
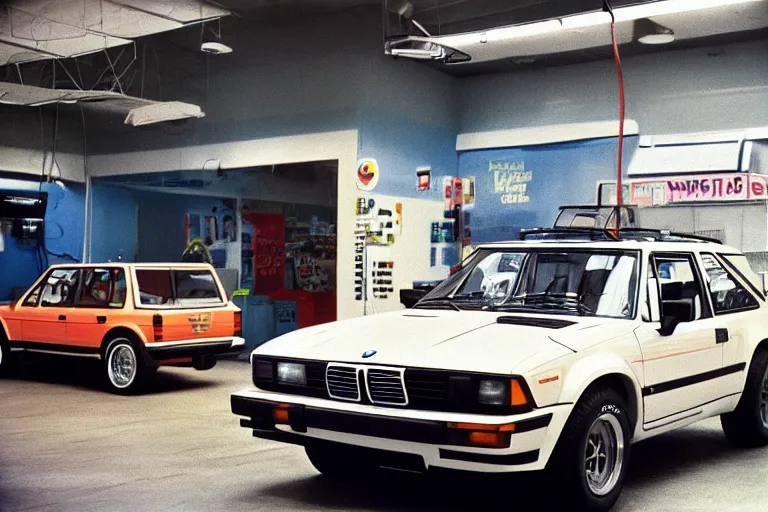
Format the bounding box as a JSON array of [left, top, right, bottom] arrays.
[[356, 159, 380, 192]]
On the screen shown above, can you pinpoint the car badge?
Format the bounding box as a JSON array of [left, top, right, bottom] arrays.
[[362, 349, 377, 358]]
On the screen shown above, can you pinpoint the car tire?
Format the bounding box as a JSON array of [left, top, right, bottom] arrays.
[[721, 349, 768, 448], [103, 336, 153, 395], [0, 337, 11, 377], [305, 443, 371, 480], [545, 387, 632, 512]]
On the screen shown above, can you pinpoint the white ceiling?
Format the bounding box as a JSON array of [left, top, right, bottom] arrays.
[[392, 0, 768, 65], [0, 0, 230, 65]]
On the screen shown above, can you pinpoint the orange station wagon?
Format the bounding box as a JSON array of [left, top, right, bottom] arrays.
[[0, 263, 244, 394]]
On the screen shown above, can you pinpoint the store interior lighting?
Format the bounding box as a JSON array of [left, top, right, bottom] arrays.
[[400, 0, 762, 54], [634, 18, 676, 44]]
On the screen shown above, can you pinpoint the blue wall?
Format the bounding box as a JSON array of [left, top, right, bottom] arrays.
[[458, 136, 638, 243], [0, 179, 85, 300], [358, 113, 458, 200], [90, 184, 138, 263]]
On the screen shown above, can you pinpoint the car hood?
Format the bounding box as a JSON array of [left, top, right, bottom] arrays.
[[255, 309, 636, 375]]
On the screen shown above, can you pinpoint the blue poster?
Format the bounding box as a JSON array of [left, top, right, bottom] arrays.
[[458, 136, 637, 244]]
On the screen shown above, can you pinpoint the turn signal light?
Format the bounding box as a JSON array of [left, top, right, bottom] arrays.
[[468, 432, 507, 448], [272, 404, 291, 424], [447, 421, 515, 448], [511, 379, 528, 406]]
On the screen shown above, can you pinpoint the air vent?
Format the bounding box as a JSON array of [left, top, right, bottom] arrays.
[[367, 369, 407, 406], [496, 316, 576, 329], [326, 365, 360, 401]]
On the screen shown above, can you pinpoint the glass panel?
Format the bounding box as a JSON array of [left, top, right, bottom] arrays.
[[76, 268, 127, 308], [422, 249, 639, 319], [135, 269, 173, 306], [173, 270, 223, 307], [701, 254, 758, 313], [722, 254, 763, 296], [40, 269, 80, 307]]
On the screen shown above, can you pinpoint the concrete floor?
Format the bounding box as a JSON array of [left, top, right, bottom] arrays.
[[1, 358, 767, 512]]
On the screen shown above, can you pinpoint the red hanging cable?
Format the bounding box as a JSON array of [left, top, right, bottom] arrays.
[[606, 2, 626, 211]]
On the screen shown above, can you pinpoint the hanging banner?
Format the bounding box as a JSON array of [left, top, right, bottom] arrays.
[[630, 173, 768, 206]]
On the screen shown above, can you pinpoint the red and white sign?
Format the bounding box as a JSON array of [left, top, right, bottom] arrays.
[[629, 173, 768, 206]]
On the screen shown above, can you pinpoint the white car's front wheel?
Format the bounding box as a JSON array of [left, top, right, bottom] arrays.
[[546, 387, 631, 511], [721, 349, 768, 447]]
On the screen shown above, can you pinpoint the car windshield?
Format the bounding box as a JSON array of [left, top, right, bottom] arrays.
[[419, 248, 640, 319]]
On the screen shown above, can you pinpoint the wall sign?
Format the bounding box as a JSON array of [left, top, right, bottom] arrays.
[[489, 160, 532, 205], [630, 173, 768, 206], [356, 159, 380, 192]]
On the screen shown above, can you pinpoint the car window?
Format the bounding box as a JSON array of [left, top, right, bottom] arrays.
[[653, 254, 709, 321], [173, 270, 223, 306], [701, 253, 759, 314], [135, 269, 173, 305], [22, 285, 42, 307], [76, 268, 127, 308], [40, 269, 80, 307], [721, 254, 764, 299]]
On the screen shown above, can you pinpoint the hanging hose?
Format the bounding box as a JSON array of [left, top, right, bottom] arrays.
[[604, 0, 626, 224]]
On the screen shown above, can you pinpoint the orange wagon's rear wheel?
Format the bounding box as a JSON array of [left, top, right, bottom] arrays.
[[103, 336, 154, 395]]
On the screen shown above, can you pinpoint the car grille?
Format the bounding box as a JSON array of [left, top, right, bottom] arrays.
[[404, 370, 447, 404], [367, 369, 407, 405], [326, 365, 360, 401]]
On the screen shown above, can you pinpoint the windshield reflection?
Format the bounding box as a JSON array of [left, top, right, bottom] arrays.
[[418, 248, 639, 319]]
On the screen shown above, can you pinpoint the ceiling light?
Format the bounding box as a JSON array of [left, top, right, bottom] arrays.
[[200, 20, 232, 55], [386, 40, 446, 59], [634, 18, 676, 44], [612, 0, 763, 22], [429, 0, 760, 48], [124, 101, 205, 126]]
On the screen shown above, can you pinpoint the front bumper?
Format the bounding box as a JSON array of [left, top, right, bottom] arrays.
[[231, 388, 572, 473], [145, 336, 245, 359]]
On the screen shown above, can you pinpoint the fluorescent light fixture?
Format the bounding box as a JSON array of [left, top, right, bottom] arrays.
[[124, 101, 205, 126], [634, 18, 676, 44], [387, 40, 447, 59], [201, 41, 232, 54], [611, 0, 763, 22], [433, 0, 761, 47]]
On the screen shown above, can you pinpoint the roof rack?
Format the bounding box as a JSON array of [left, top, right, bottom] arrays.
[[519, 227, 722, 244]]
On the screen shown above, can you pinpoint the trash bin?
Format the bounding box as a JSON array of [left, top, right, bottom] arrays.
[[234, 295, 275, 351], [274, 300, 298, 337]]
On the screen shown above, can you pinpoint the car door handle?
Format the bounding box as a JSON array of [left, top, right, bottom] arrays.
[[58, 315, 67, 321], [716, 328, 729, 343], [97, 316, 107, 324]]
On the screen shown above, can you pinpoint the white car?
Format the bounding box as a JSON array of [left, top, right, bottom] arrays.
[[231, 229, 768, 511]]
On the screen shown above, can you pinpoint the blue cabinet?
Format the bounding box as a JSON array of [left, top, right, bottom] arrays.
[[233, 295, 275, 351]]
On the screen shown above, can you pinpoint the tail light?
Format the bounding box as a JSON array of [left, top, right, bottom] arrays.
[[153, 314, 163, 342], [234, 310, 242, 337]]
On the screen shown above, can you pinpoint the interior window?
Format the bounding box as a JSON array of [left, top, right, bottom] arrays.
[[76, 269, 127, 308], [654, 254, 707, 323], [701, 254, 758, 313], [40, 269, 80, 307], [135, 269, 173, 305]]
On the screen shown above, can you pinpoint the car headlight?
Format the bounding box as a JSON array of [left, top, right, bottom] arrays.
[[478, 379, 507, 405], [478, 378, 529, 407], [277, 362, 306, 386]]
